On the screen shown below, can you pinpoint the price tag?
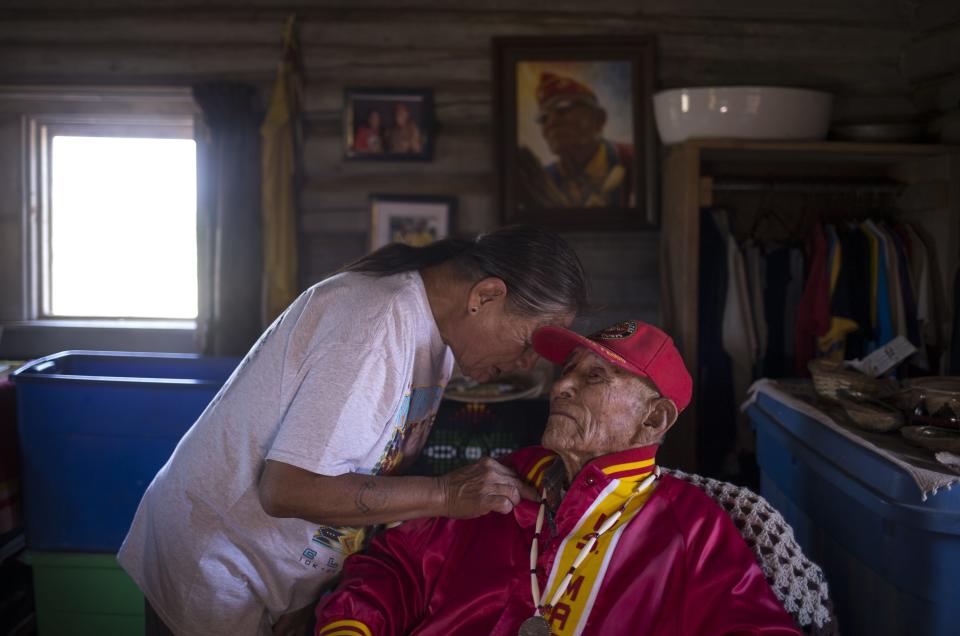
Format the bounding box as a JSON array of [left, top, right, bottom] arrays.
[[846, 336, 917, 378]]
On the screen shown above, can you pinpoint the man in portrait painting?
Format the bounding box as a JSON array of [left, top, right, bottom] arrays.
[[518, 72, 634, 210]]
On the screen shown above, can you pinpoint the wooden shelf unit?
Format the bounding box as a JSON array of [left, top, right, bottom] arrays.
[[658, 139, 960, 472]]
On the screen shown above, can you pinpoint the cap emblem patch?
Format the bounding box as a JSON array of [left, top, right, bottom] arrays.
[[590, 320, 637, 340]]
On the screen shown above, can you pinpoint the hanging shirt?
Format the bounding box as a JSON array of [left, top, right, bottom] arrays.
[[817, 225, 858, 361], [874, 223, 906, 340], [834, 225, 872, 360], [888, 227, 920, 348], [314, 446, 800, 636], [745, 245, 769, 375], [824, 224, 839, 293], [719, 214, 758, 404], [717, 212, 759, 473], [763, 247, 793, 378], [903, 224, 932, 370], [698, 210, 737, 476], [873, 223, 898, 346], [911, 225, 948, 352], [762, 245, 804, 378], [861, 222, 893, 351], [793, 223, 830, 376], [861, 224, 879, 332], [783, 248, 805, 369]]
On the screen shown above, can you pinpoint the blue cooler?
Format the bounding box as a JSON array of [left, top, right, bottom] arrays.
[[12, 351, 239, 552], [747, 390, 960, 636]]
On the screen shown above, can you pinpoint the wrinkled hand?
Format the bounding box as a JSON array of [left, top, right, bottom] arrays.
[[437, 457, 539, 518]]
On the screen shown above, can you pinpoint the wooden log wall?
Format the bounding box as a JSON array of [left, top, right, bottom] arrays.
[[904, 0, 960, 143], [0, 0, 920, 332]]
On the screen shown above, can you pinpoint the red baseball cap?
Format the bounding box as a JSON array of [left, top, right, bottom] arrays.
[[532, 320, 693, 412]]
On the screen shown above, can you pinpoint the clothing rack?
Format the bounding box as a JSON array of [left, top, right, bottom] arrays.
[[710, 178, 904, 195]]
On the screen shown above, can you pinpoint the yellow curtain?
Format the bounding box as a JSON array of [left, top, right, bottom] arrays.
[[260, 14, 301, 324]]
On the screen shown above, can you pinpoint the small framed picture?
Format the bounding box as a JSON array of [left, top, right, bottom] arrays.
[[370, 195, 457, 250], [493, 36, 657, 230], [345, 88, 434, 161]]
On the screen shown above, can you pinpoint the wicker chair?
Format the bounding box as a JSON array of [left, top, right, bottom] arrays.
[[668, 469, 839, 635]]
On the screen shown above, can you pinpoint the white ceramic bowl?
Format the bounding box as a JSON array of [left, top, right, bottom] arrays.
[[653, 87, 834, 145]]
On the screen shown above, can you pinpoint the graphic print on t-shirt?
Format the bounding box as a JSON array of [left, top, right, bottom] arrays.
[[311, 525, 366, 555], [306, 384, 445, 563], [371, 384, 445, 476]]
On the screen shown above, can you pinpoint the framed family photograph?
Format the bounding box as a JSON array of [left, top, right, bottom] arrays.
[[345, 88, 435, 161], [370, 195, 457, 250], [493, 37, 657, 230]]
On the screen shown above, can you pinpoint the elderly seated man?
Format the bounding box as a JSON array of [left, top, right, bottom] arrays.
[[314, 320, 800, 636]]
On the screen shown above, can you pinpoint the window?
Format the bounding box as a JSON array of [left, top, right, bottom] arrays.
[[0, 87, 202, 357], [43, 135, 197, 319], [47, 134, 198, 319], [31, 115, 198, 323]]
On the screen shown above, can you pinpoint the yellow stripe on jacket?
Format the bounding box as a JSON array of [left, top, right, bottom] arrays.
[[526, 454, 556, 489], [316, 619, 372, 636], [541, 472, 655, 635]]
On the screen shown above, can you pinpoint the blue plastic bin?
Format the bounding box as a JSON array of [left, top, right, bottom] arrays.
[[12, 351, 239, 552], [747, 391, 960, 636]]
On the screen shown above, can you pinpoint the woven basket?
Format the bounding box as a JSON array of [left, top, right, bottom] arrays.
[[808, 358, 892, 403]]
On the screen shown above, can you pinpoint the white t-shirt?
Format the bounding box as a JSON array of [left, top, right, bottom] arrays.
[[118, 271, 453, 635]]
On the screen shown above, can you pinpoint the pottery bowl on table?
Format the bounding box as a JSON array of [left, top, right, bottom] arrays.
[[903, 377, 960, 429]]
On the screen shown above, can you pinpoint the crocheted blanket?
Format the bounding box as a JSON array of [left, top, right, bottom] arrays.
[[668, 469, 837, 635]]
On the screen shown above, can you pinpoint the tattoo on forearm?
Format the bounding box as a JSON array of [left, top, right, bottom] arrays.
[[355, 479, 385, 514]]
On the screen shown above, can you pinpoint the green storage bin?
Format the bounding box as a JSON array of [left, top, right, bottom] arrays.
[[28, 551, 144, 636]]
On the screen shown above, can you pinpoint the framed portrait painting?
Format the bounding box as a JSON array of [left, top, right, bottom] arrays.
[[370, 195, 457, 250], [493, 37, 657, 230], [345, 88, 435, 161]]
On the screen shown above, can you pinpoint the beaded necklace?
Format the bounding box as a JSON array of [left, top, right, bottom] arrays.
[[518, 465, 661, 636]]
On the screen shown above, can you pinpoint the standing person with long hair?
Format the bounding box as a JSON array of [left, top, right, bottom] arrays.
[[119, 225, 588, 636]]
